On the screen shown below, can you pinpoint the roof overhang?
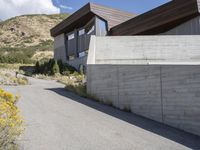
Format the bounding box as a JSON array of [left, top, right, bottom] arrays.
[[50, 3, 136, 37], [110, 0, 200, 35]]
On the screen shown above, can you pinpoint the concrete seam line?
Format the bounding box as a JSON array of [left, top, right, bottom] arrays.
[[117, 65, 120, 108], [94, 36, 96, 64], [160, 65, 164, 123]]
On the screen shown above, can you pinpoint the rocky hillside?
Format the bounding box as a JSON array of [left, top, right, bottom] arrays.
[[0, 14, 68, 48], [0, 14, 69, 64]]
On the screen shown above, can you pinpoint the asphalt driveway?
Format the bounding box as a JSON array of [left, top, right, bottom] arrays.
[[3, 77, 200, 150]]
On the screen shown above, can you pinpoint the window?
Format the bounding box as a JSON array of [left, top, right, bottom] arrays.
[[79, 29, 85, 36], [96, 18, 108, 36], [87, 26, 95, 35], [79, 51, 87, 58], [85, 19, 95, 35], [68, 33, 75, 40]]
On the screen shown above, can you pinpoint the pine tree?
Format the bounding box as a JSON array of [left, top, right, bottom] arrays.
[[51, 60, 60, 75], [35, 61, 40, 73]]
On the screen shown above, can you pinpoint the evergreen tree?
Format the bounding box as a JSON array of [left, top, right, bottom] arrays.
[[35, 61, 40, 73], [57, 60, 64, 74], [51, 60, 60, 75]]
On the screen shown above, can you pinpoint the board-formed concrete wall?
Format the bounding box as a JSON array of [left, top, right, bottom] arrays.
[[54, 34, 67, 63], [87, 36, 200, 136]]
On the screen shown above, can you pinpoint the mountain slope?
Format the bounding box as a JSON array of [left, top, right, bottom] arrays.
[[0, 14, 69, 63], [0, 14, 68, 48]]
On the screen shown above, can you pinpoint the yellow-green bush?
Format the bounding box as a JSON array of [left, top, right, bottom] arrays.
[[0, 88, 23, 149]]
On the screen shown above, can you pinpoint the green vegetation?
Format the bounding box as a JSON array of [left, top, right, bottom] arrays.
[[35, 59, 77, 75], [0, 88, 24, 149], [65, 83, 87, 97], [0, 40, 54, 64], [51, 61, 60, 75], [0, 13, 69, 65], [33, 59, 87, 97]]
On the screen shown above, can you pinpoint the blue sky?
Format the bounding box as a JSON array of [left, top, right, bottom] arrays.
[[53, 0, 170, 15], [0, 0, 170, 20]]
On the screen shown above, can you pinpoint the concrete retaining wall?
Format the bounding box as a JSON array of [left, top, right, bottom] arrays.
[[87, 65, 200, 136], [87, 36, 200, 136]]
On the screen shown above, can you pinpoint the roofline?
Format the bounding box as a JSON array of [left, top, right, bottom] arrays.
[[110, 0, 200, 35], [50, 3, 91, 37], [50, 2, 136, 37]]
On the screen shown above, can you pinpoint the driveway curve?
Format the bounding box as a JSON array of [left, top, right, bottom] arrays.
[[3, 77, 200, 150]]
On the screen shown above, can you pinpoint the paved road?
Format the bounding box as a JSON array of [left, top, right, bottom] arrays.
[[3, 77, 200, 150]]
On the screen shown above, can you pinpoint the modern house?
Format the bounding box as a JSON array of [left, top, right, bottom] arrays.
[[51, 0, 200, 137], [50, 3, 136, 70], [51, 0, 200, 70]]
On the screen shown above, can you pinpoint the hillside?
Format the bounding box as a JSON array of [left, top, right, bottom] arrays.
[[0, 14, 69, 63]]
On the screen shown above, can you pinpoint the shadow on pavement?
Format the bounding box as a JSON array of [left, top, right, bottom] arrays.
[[46, 87, 200, 149]]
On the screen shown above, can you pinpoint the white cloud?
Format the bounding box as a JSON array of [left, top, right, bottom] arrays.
[[59, 4, 73, 10], [54, 0, 73, 10], [0, 0, 60, 20]]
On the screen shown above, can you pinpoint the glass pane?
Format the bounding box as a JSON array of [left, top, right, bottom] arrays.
[[68, 33, 74, 40], [79, 29, 85, 36]]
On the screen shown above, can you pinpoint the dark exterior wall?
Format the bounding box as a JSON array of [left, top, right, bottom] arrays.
[[54, 16, 108, 69], [161, 16, 200, 35]]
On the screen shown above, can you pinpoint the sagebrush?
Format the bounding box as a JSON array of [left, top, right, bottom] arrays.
[[0, 88, 23, 150]]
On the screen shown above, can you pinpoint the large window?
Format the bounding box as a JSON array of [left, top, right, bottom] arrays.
[[77, 18, 96, 58], [96, 17, 108, 36], [67, 31, 77, 60]]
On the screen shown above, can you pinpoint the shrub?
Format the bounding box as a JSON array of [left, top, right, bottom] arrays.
[[0, 88, 23, 149], [63, 64, 77, 74], [34, 59, 77, 76], [65, 84, 87, 97], [17, 77, 29, 85], [51, 61, 60, 75], [79, 65, 84, 75], [0, 47, 35, 64], [35, 61, 40, 74], [57, 60, 64, 74]]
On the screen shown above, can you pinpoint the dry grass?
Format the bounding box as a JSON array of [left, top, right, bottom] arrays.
[[0, 71, 29, 86], [0, 63, 34, 71], [32, 51, 53, 61], [34, 73, 87, 97]]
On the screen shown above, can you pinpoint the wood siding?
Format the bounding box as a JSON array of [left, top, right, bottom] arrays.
[[110, 0, 200, 35], [90, 3, 135, 30]]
